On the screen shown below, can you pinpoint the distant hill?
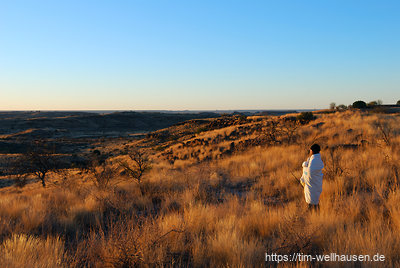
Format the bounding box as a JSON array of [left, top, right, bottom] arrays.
[[0, 111, 221, 154], [0, 111, 221, 139]]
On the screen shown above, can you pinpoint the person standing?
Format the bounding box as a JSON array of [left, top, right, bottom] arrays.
[[300, 144, 324, 210]]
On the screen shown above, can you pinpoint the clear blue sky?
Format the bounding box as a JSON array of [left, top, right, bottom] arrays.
[[1, 0, 399, 110]]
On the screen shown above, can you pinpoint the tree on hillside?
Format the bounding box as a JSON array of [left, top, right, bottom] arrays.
[[337, 104, 347, 111], [352, 100, 367, 109], [329, 102, 336, 110], [397, 100, 400, 105], [10, 141, 62, 187], [119, 147, 151, 195]]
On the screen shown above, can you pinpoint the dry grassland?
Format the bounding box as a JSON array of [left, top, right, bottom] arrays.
[[0, 111, 399, 267]]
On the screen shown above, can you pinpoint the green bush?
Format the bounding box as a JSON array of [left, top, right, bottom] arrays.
[[352, 100, 367, 109], [296, 112, 315, 124]]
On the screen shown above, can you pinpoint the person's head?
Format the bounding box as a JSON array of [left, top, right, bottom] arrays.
[[310, 144, 321, 155]]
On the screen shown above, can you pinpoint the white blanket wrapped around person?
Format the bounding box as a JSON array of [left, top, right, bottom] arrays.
[[300, 154, 324, 205], [299, 159, 309, 187]]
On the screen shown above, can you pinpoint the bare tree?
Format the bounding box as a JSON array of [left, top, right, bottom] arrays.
[[88, 162, 118, 190], [10, 141, 61, 187], [374, 119, 393, 147], [279, 118, 300, 144], [324, 147, 346, 181], [262, 118, 301, 145], [81, 150, 120, 190], [119, 147, 151, 195]]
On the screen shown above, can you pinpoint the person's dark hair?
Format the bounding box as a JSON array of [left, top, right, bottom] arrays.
[[310, 144, 321, 154]]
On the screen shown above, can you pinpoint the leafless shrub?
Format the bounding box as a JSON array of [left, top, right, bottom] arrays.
[[374, 119, 393, 147], [88, 162, 119, 190], [13, 174, 29, 188], [279, 118, 300, 144], [119, 147, 152, 195], [273, 212, 319, 260], [71, 217, 184, 267], [324, 147, 346, 181], [77, 150, 120, 190]]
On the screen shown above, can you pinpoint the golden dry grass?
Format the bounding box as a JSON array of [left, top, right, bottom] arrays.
[[0, 234, 65, 268], [0, 110, 399, 267]]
